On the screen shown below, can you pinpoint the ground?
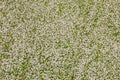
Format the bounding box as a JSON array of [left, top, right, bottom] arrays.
[[0, 0, 120, 80]]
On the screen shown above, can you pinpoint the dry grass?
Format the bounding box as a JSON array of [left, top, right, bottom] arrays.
[[0, 0, 120, 80]]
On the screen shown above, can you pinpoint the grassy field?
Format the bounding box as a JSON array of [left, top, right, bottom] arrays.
[[0, 0, 120, 80]]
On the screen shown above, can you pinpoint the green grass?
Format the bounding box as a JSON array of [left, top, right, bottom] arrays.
[[0, 0, 120, 80]]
